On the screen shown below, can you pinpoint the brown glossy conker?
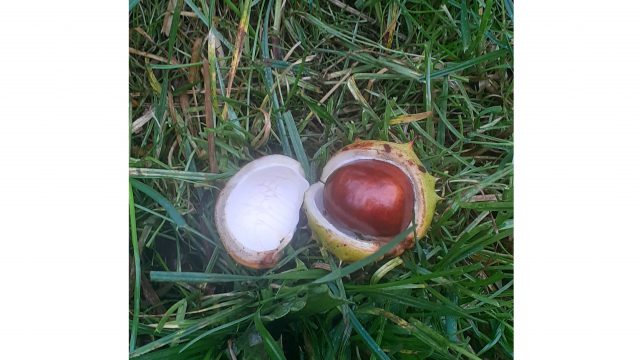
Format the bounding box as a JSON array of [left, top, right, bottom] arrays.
[[322, 159, 415, 237]]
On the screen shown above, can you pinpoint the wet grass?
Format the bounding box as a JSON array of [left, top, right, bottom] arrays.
[[129, 0, 513, 358]]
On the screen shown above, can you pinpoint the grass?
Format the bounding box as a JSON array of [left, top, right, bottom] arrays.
[[129, 0, 513, 359]]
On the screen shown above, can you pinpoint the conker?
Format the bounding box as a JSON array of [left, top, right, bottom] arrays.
[[323, 159, 415, 237]]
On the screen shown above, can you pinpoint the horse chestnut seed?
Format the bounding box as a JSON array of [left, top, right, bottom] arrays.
[[323, 159, 415, 237]]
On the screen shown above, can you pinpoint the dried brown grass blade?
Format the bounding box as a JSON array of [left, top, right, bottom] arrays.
[[188, 37, 204, 83], [129, 47, 170, 64], [131, 27, 156, 44], [251, 97, 272, 149], [131, 107, 155, 134], [346, 76, 380, 122], [202, 60, 218, 173], [221, 0, 251, 120], [381, 3, 399, 48], [470, 194, 498, 202], [389, 111, 433, 125], [161, 0, 178, 36]]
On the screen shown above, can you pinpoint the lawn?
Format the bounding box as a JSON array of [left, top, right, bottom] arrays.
[[129, 0, 513, 358]]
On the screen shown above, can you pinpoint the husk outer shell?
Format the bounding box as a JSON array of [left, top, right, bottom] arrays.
[[304, 139, 439, 262]]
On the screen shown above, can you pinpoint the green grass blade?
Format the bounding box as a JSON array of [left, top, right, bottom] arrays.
[[283, 110, 313, 180], [431, 48, 508, 79], [476, 322, 505, 356], [180, 313, 254, 352], [439, 228, 513, 269], [460, 0, 470, 52], [150, 269, 327, 283], [155, 0, 184, 122], [254, 312, 287, 360], [409, 122, 473, 167], [130, 178, 187, 228], [410, 319, 481, 360], [155, 299, 187, 334], [129, 183, 141, 353], [129, 168, 232, 182], [130, 301, 252, 357], [184, 0, 209, 27], [344, 307, 390, 360], [355, 290, 478, 320], [473, 0, 495, 52], [129, 0, 141, 12], [460, 200, 513, 211], [345, 263, 483, 290], [261, 0, 291, 156], [504, 0, 514, 21], [300, 95, 340, 128]]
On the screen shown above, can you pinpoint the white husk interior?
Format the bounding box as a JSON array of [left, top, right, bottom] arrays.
[[223, 157, 309, 252]]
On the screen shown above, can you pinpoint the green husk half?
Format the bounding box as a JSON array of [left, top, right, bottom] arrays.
[[303, 139, 439, 262]]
